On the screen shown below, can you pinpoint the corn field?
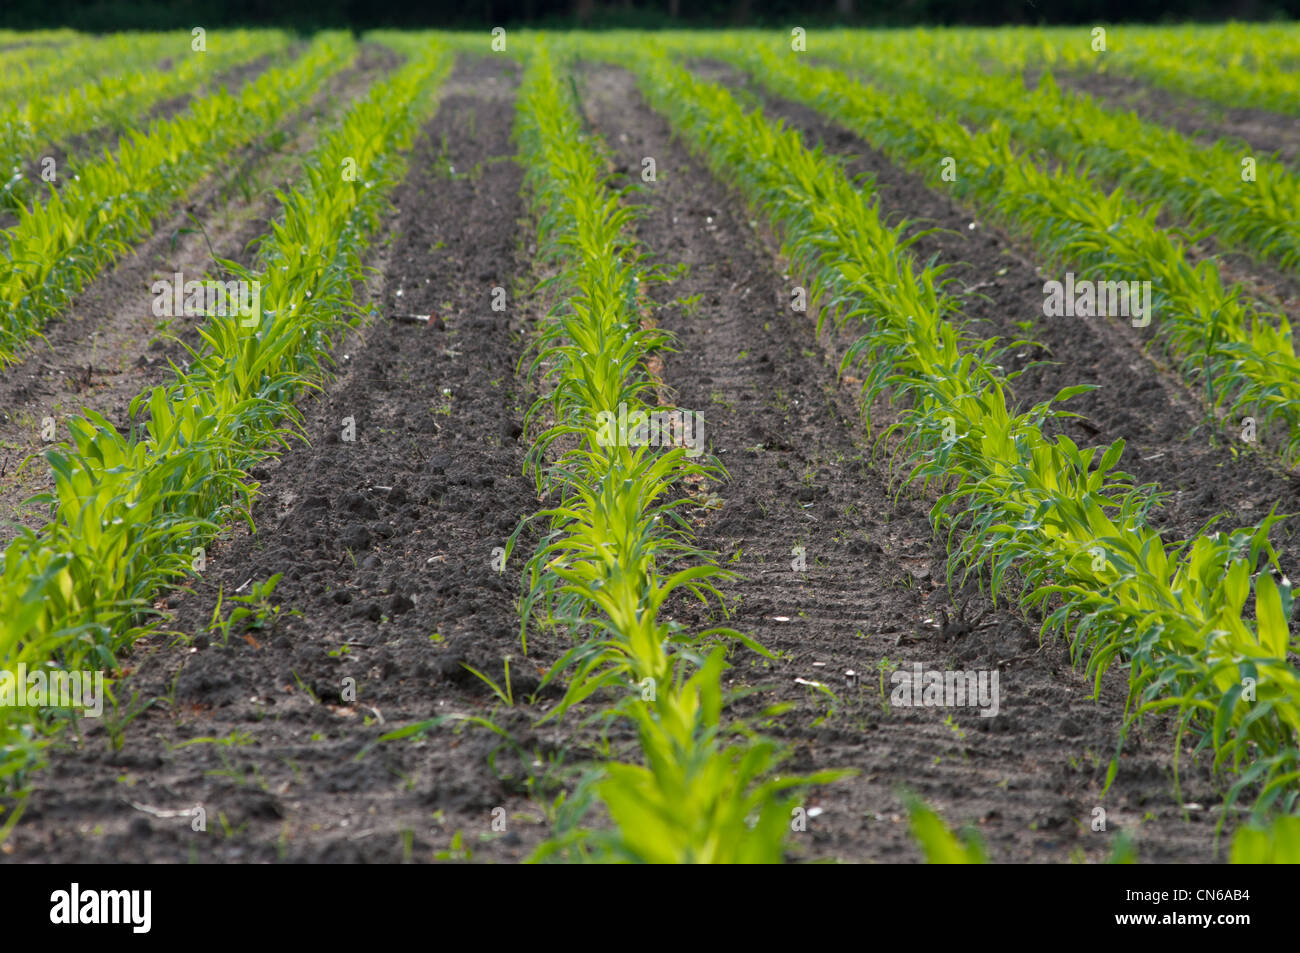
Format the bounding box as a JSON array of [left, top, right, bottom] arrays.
[[0, 23, 1298, 869]]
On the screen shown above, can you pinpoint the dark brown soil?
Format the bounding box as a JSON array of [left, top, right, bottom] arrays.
[[575, 63, 1243, 863], [809, 60, 1300, 403], [0, 44, 335, 233]]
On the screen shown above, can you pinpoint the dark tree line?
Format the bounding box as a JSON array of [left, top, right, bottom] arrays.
[[2, 0, 1296, 31]]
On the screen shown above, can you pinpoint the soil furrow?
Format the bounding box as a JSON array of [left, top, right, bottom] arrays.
[[577, 62, 1223, 863], [0, 53, 563, 864], [0, 50, 292, 233]]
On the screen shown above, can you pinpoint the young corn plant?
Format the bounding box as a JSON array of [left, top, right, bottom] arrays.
[[906, 796, 988, 864], [871, 25, 1300, 115], [0, 31, 177, 102], [1034, 24, 1300, 115], [814, 33, 1300, 275], [1230, 814, 1300, 863], [535, 649, 846, 863], [512, 43, 846, 863]]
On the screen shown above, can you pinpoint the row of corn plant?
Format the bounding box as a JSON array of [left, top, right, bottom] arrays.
[[617, 43, 1299, 844], [0, 31, 180, 101], [0, 41, 76, 82], [1033, 24, 1300, 116], [824, 40, 1300, 276], [692, 39, 1300, 464], [0, 39, 449, 819], [893, 24, 1300, 115], [2, 30, 291, 210], [0, 32, 357, 369], [510, 41, 843, 863]]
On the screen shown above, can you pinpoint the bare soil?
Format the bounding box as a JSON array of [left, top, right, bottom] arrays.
[[698, 59, 1300, 553]]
